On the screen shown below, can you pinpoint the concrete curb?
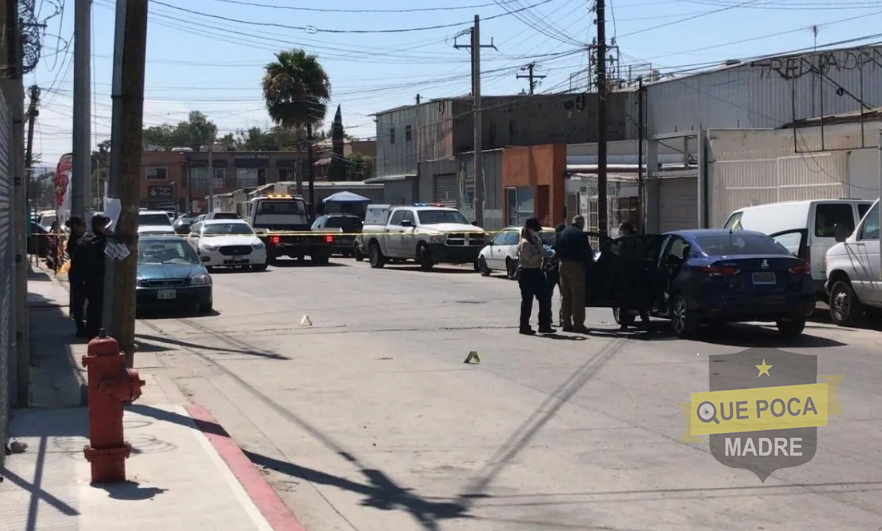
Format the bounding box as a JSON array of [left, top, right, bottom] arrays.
[[185, 405, 308, 531]]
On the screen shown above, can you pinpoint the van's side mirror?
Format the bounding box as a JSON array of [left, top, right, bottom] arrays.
[[834, 223, 848, 243]]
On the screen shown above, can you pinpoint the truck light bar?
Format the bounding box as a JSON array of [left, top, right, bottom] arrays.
[[413, 203, 445, 207], [264, 194, 292, 199]]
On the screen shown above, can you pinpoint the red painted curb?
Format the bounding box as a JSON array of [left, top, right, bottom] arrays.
[[185, 405, 308, 531]]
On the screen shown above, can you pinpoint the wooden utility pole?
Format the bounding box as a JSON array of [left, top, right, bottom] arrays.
[[637, 77, 644, 233], [595, 0, 609, 238], [72, 0, 92, 215], [454, 16, 495, 227], [25, 85, 39, 210], [307, 123, 315, 218], [517, 62, 546, 94], [105, 0, 149, 368]]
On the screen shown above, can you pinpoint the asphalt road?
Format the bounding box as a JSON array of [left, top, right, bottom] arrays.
[[137, 257, 882, 531]]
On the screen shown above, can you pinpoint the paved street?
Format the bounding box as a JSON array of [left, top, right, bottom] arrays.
[[136, 259, 882, 531]]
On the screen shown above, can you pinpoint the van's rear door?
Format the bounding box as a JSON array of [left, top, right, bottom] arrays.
[[808, 202, 867, 282]]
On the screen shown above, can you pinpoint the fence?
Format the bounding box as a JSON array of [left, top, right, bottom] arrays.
[[0, 87, 13, 467]]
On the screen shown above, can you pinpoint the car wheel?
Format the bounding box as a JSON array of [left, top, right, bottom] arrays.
[[369, 243, 385, 269], [829, 280, 863, 326], [613, 307, 635, 327], [478, 257, 491, 276], [670, 294, 697, 338], [776, 315, 806, 338], [354, 244, 365, 262], [418, 244, 434, 271], [251, 263, 268, 272], [312, 253, 330, 265], [198, 302, 213, 314], [505, 258, 518, 280]]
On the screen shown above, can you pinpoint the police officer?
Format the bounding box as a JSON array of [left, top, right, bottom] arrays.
[[517, 218, 555, 335], [617, 220, 650, 330], [65, 217, 88, 337], [75, 214, 109, 339], [554, 215, 593, 333]]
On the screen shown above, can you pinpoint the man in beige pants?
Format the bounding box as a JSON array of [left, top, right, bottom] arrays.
[[554, 215, 594, 333]]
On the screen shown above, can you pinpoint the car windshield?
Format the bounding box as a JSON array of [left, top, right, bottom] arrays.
[[326, 217, 362, 231], [695, 234, 788, 256], [417, 209, 470, 225], [202, 223, 254, 236], [258, 200, 305, 215], [138, 240, 199, 265], [140, 213, 172, 226], [211, 212, 239, 220]]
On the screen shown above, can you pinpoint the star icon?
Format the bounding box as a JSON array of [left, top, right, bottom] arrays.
[[756, 359, 773, 377]]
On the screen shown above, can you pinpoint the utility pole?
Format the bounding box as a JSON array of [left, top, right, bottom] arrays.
[[637, 77, 644, 233], [72, 0, 91, 216], [307, 123, 315, 218], [454, 15, 495, 227], [517, 62, 546, 94], [207, 144, 214, 213], [594, 0, 609, 238], [25, 85, 40, 210], [105, 0, 149, 368]]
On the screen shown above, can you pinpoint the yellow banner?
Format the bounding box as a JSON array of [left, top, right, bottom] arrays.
[[681, 376, 843, 440]]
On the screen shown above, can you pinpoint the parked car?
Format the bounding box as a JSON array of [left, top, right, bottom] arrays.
[[186, 219, 268, 271], [27, 221, 51, 257], [173, 214, 198, 235], [311, 214, 362, 257], [724, 199, 872, 300], [477, 226, 556, 279], [136, 236, 213, 314], [138, 210, 176, 235], [203, 211, 240, 221], [825, 198, 881, 326], [595, 229, 814, 338]]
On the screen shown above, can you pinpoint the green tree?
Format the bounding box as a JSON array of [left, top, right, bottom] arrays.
[[345, 153, 375, 181], [329, 105, 347, 181], [261, 48, 330, 150], [91, 138, 111, 201], [34, 171, 56, 208], [142, 111, 219, 151]]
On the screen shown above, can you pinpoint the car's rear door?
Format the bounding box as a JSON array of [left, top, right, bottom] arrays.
[[585, 234, 666, 308]]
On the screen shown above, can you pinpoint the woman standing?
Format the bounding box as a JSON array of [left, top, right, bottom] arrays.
[[518, 218, 555, 335]]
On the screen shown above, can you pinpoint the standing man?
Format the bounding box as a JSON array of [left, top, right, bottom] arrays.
[[555, 215, 593, 333], [75, 214, 110, 339], [65, 217, 88, 337], [616, 220, 650, 330]]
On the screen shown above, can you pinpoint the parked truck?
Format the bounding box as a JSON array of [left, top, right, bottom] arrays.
[[356, 203, 487, 271], [237, 193, 337, 265]]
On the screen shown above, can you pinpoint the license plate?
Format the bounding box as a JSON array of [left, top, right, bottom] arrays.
[[157, 289, 176, 300], [752, 272, 776, 285]]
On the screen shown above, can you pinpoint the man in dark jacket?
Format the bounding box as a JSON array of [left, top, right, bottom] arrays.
[[65, 217, 88, 337], [616, 221, 650, 330], [75, 214, 109, 339], [554, 215, 594, 333]]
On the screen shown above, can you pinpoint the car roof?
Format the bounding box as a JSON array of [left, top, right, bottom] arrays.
[[139, 210, 169, 215], [139, 235, 182, 241], [669, 228, 768, 238], [501, 226, 556, 231], [202, 219, 249, 225]]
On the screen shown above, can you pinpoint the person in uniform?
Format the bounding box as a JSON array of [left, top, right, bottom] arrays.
[[517, 218, 555, 336], [75, 215, 109, 339], [554, 215, 593, 333], [65, 217, 88, 337]]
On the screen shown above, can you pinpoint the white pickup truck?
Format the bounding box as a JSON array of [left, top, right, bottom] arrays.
[[356, 204, 487, 271]]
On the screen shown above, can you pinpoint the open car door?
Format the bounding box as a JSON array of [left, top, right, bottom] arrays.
[[585, 234, 667, 309]]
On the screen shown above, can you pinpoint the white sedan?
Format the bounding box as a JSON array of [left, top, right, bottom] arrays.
[[186, 219, 268, 271], [477, 226, 556, 279]]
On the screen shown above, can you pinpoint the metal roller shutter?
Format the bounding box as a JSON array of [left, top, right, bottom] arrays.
[[433, 174, 457, 207], [658, 177, 698, 232], [0, 89, 12, 465]]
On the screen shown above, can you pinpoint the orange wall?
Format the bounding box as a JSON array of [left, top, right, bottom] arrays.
[[501, 144, 566, 227]]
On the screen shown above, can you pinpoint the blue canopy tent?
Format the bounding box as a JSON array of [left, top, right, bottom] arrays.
[[322, 191, 372, 203], [321, 191, 372, 216]]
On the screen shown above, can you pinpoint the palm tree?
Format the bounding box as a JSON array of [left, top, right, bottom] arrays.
[[261, 49, 331, 209]]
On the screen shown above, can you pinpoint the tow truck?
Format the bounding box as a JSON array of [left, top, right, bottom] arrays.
[[238, 193, 337, 265]]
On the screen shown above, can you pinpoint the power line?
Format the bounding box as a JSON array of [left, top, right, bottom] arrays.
[[616, 0, 761, 39], [201, 0, 529, 13]]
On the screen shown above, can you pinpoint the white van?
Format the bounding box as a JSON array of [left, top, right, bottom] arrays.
[[723, 199, 874, 298], [824, 199, 882, 326]]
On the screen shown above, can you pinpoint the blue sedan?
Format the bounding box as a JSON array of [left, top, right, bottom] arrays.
[[586, 229, 815, 338], [137, 236, 213, 314]]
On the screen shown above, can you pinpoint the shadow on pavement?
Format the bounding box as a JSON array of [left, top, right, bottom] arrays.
[[93, 481, 167, 500], [136, 308, 220, 320], [244, 450, 470, 530], [269, 260, 350, 268], [591, 320, 845, 348], [134, 333, 288, 361], [391, 266, 476, 274]]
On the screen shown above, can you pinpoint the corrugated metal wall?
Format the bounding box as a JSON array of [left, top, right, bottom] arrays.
[[419, 150, 504, 230], [644, 45, 882, 135], [0, 88, 13, 467]]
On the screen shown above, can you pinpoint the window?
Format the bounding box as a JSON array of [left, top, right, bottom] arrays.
[[325, 216, 362, 232], [202, 223, 254, 235], [138, 239, 199, 265], [505, 187, 534, 227], [503, 231, 520, 245], [388, 210, 405, 225], [860, 202, 879, 240], [401, 210, 415, 225], [664, 237, 690, 262], [188, 168, 225, 190], [815, 203, 855, 237], [236, 168, 258, 188], [695, 234, 787, 256], [491, 232, 509, 245], [723, 212, 743, 230], [146, 166, 167, 180], [416, 209, 470, 225], [858, 203, 872, 220], [772, 231, 804, 256], [139, 213, 173, 226], [405, 125, 412, 142], [310, 217, 325, 230], [390, 128, 396, 144], [213, 168, 225, 188], [258, 200, 305, 215]]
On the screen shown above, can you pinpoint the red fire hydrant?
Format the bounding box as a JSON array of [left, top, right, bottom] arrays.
[[81, 330, 145, 483]]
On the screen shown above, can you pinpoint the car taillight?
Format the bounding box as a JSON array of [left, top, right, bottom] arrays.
[[325, 235, 334, 243], [270, 236, 280, 244], [789, 263, 811, 275], [701, 265, 740, 277]]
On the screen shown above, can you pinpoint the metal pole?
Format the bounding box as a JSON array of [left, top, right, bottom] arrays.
[[208, 145, 214, 213], [72, 0, 91, 215], [307, 123, 315, 218], [637, 77, 644, 233], [473, 15, 484, 227], [104, 0, 148, 368], [595, 0, 609, 238]]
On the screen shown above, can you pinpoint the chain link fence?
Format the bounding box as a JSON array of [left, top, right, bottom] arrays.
[[0, 87, 13, 466]]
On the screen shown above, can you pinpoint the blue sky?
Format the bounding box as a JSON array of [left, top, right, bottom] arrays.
[[28, 0, 882, 165]]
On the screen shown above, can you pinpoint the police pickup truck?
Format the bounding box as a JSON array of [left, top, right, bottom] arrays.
[[355, 203, 487, 271], [243, 194, 337, 264]]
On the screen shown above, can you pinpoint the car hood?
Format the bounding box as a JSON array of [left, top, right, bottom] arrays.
[[137, 263, 205, 280], [423, 223, 485, 233], [198, 235, 260, 246]]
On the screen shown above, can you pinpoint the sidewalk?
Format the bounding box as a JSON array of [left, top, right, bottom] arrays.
[[1, 264, 306, 531]]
